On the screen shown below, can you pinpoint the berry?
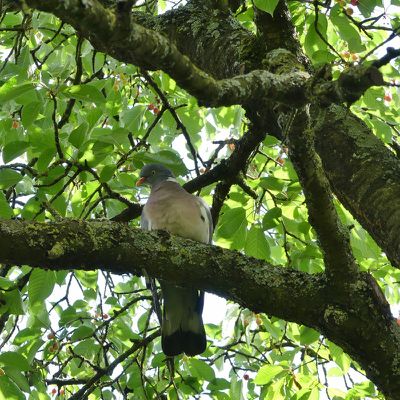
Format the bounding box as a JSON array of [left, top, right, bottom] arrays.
[[59, 389, 65, 395], [102, 313, 109, 319], [12, 120, 19, 129], [243, 374, 250, 380], [49, 342, 59, 352], [51, 388, 57, 395], [47, 333, 55, 340], [384, 93, 392, 102], [147, 103, 155, 111], [341, 51, 351, 59], [153, 107, 160, 114], [277, 157, 285, 166], [345, 7, 354, 16], [351, 0, 359, 5]]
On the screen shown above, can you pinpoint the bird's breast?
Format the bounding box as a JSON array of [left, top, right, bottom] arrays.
[[143, 194, 209, 243]]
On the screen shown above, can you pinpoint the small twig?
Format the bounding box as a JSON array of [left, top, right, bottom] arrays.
[[68, 330, 160, 400], [50, 94, 64, 159], [372, 46, 400, 69], [314, 1, 344, 62], [142, 70, 204, 175], [58, 35, 84, 128]]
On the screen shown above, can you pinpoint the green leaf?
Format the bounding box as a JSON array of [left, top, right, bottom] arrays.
[[13, 328, 41, 345], [119, 173, 136, 187], [254, 364, 284, 385], [299, 326, 320, 345], [2, 289, 24, 315], [262, 207, 282, 230], [229, 377, 244, 400], [330, 11, 364, 53], [328, 341, 351, 373], [259, 177, 286, 192], [0, 79, 34, 103], [122, 105, 146, 132], [0, 191, 13, 218], [0, 277, 13, 290], [0, 169, 23, 189], [245, 226, 270, 260], [71, 325, 95, 341], [0, 352, 30, 371], [2, 141, 29, 163], [3, 367, 30, 393], [0, 375, 25, 400], [254, 0, 279, 16], [207, 378, 231, 391], [304, 14, 328, 58], [188, 359, 215, 382], [100, 164, 117, 183], [92, 140, 114, 157], [28, 269, 56, 306], [21, 101, 42, 127], [64, 84, 105, 104], [69, 122, 88, 148], [358, 0, 382, 17], [73, 338, 99, 359], [134, 150, 188, 176], [218, 207, 246, 239], [75, 270, 98, 289]]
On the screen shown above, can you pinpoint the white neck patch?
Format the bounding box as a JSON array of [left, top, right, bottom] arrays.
[[166, 177, 178, 183]]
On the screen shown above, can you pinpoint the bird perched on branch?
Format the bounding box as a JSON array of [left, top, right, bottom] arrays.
[[136, 163, 213, 356]]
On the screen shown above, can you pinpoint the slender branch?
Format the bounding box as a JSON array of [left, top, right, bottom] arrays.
[[50, 94, 64, 159], [68, 330, 160, 400], [142, 70, 203, 175]]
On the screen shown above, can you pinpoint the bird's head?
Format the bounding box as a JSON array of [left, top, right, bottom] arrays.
[[136, 163, 175, 187]]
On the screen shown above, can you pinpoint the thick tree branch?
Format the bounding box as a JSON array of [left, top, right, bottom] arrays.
[[22, 0, 383, 108], [314, 105, 400, 269], [287, 108, 358, 281], [0, 219, 323, 323], [0, 219, 399, 398]]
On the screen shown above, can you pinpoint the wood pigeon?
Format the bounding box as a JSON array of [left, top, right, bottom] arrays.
[[136, 163, 213, 356]]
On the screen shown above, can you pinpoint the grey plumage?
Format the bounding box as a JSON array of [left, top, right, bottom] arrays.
[[137, 164, 212, 356]]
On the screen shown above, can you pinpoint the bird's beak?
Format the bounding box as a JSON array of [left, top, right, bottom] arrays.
[[136, 177, 146, 186]]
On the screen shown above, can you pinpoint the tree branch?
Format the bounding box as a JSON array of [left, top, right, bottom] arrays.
[[314, 104, 400, 269], [287, 108, 358, 281], [0, 218, 399, 398], [22, 0, 383, 109]]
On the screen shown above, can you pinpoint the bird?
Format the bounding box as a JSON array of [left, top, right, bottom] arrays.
[[136, 163, 213, 356]]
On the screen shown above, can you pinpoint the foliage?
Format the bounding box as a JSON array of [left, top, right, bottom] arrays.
[[0, 0, 399, 399]]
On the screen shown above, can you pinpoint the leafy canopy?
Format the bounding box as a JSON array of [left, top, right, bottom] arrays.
[[0, 0, 399, 399]]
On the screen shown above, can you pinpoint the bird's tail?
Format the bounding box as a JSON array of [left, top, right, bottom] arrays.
[[160, 283, 206, 357]]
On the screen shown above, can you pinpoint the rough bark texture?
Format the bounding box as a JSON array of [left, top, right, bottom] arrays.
[[314, 105, 400, 268], [0, 219, 399, 398]]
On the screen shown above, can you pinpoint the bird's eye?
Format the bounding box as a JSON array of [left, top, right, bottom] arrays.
[[151, 170, 155, 175]]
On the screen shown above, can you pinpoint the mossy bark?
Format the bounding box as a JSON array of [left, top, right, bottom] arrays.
[[0, 219, 399, 398]]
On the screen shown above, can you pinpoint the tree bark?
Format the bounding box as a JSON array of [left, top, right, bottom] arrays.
[[314, 105, 400, 268], [0, 219, 399, 398]]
